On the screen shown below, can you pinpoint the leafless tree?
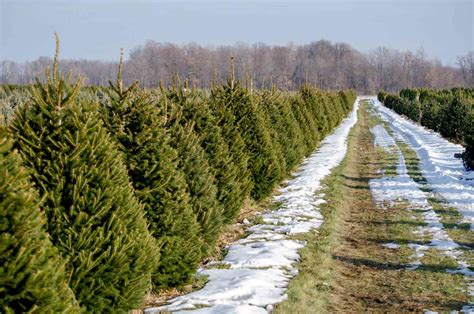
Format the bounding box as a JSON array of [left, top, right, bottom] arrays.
[[0, 40, 469, 92]]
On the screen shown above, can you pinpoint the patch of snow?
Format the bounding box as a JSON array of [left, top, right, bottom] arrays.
[[370, 98, 474, 229], [174, 304, 267, 314], [370, 124, 397, 153], [145, 99, 361, 313], [367, 103, 473, 306], [369, 133, 429, 208], [405, 242, 429, 270], [382, 242, 400, 249]]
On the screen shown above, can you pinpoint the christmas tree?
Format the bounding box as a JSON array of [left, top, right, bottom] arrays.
[[0, 128, 80, 313], [10, 36, 159, 311], [164, 86, 244, 223], [99, 59, 202, 288]]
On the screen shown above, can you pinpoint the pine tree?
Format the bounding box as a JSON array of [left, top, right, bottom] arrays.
[[166, 121, 223, 254], [253, 90, 287, 179], [0, 128, 80, 313], [10, 36, 159, 311], [99, 61, 202, 288], [213, 81, 281, 201], [263, 91, 306, 172], [164, 86, 244, 223], [209, 84, 253, 211]]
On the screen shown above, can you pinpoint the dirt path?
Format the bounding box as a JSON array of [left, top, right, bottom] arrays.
[[278, 100, 471, 312]]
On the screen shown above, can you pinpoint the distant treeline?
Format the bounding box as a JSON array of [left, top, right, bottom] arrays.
[[0, 44, 356, 312], [378, 88, 474, 170], [1, 40, 473, 93]]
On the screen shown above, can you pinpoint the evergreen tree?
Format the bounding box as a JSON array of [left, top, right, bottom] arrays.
[[0, 128, 80, 313], [257, 90, 292, 173], [213, 81, 281, 201], [440, 94, 471, 142], [290, 94, 318, 155], [167, 121, 223, 255], [209, 84, 253, 209], [99, 63, 202, 288], [10, 37, 159, 311], [272, 92, 306, 171], [164, 86, 244, 223], [300, 85, 327, 141], [253, 90, 287, 179]]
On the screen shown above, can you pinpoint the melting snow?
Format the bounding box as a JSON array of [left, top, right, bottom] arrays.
[[382, 242, 401, 249], [371, 98, 474, 228], [369, 124, 429, 208], [145, 99, 361, 313], [367, 100, 473, 307]]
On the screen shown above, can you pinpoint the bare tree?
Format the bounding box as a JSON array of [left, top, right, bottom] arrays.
[[0, 40, 468, 92], [457, 51, 474, 86]]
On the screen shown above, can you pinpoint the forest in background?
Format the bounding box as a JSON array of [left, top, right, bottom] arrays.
[[1, 40, 473, 93]]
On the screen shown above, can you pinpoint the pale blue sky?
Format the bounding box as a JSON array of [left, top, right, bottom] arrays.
[[1, 0, 472, 65]]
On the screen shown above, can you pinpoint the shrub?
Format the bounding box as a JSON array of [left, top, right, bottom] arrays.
[[377, 91, 387, 102]]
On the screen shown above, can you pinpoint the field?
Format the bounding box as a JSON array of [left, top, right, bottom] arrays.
[[1, 47, 473, 313], [1, 8, 473, 310]]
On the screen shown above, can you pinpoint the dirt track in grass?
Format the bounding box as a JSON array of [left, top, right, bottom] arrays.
[[279, 101, 470, 313]]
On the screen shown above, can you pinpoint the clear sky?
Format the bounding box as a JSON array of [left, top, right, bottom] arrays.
[[1, 0, 472, 65]]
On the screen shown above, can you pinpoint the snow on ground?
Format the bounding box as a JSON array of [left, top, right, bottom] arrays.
[[370, 124, 397, 153], [367, 101, 473, 308], [370, 98, 474, 229], [368, 123, 460, 266], [144, 99, 361, 314], [382, 242, 401, 249]]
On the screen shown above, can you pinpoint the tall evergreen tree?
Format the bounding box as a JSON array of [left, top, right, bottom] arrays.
[[212, 81, 281, 201], [166, 118, 223, 255], [99, 61, 202, 288], [209, 84, 253, 210], [290, 94, 318, 155], [164, 86, 244, 223], [0, 128, 80, 313], [10, 37, 159, 311], [300, 85, 327, 142], [253, 90, 287, 180], [261, 91, 306, 172]]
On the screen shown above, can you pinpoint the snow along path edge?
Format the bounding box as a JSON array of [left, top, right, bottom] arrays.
[[367, 103, 473, 312], [370, 98, 474, 229], [144, 98, 361, 314]]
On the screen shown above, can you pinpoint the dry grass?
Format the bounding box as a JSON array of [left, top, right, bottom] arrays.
[[276, 102, 469, 313]]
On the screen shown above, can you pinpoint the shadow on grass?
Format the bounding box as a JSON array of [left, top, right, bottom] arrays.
[[333, 254, 462, 274]]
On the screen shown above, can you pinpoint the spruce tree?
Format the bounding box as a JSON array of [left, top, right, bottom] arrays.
[[10, 37, 159, 311], [290, 94, 318, 155], [213, 81, 281, 201], [166, 119, 223, 255], [253, 90, 287, 180], [99, 61, 202, 288], [0, 128, 80, 313], [209, 84, 253, 210], [300, 85, 327, 142], [164, 86, 244, 223], [263, 91, 306, 172]]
